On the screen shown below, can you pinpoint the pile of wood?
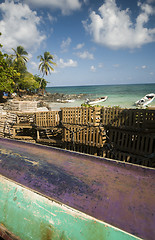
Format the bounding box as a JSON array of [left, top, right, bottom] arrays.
[[0, 110, 17, 137], [3, 101, 38, 112], [60, 107, 155, 167], [0, 105, 154, 167]]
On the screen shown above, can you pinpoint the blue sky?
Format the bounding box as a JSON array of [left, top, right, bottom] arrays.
[[0, 0, 155, 87]]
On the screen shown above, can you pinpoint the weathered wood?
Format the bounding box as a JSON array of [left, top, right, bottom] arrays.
[[16, 112, 35, 125], [0, 138, 154, 239], [35, 111, 60, 127], [61, 107, 101, 126], [13, 136, 34, 140], [0, 174, 141, 240], [100, 107, 155, 130], [0, 107, 154, 167], [0, 224, 21, 240], [36, 138, 62, 144]]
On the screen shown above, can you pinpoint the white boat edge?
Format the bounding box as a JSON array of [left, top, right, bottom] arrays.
[[85, 96, 108, 105], [135, 93, 155, 107]]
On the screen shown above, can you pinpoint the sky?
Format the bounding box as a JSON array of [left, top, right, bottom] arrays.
[[0, 0, 155, 87]]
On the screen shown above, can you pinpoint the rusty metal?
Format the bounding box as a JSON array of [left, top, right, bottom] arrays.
[[0, 138, 155, 240]]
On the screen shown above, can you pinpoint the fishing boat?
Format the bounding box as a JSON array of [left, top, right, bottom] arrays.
[[135, 93, 155, 107], [85, 96, 108, 105], [57, 99, 75, 103], [0, 138, 154, 240]]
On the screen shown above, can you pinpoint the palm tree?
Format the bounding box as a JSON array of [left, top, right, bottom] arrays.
[[37, 51, 56, 88], [11, 46, 29, 64], [11, 46, 29, 75]]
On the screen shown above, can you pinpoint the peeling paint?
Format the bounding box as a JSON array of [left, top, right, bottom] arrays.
[[0, 175, 141, 240], [0, 147, 39, 166], [34, 202, 56, 217], [0, 138, 154, 240]]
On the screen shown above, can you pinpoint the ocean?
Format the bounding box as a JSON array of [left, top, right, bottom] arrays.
[[46, 83, 155, 109]]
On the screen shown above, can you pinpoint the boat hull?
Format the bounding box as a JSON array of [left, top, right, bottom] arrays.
[[86, 96, 108, 105], [0, 175, 141, 240], [135, 93, 155, 107], [0, 138, 154, 239]]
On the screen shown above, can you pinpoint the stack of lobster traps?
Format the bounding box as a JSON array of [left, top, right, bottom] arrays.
[[61, 107, 155, 167], [61, 107, 106, 155], [1, 105, 154, 168], [100, 108, 155, 167]]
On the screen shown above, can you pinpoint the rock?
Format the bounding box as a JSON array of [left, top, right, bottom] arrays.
[[2, 92, 88, 109]]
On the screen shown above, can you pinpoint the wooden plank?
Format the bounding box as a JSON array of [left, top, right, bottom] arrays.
[[95, 127, 99, 147], [14, 136, 34, 140], [80, 127, 83, 144]]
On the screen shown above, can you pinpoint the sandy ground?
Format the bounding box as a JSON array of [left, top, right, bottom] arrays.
[[48, 100, 83, 111]]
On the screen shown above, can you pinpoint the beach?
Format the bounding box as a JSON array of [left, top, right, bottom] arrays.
[[46, 83, 155, 110]]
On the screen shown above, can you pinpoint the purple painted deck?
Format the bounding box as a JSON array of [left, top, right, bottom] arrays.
[[0, 138, 154, 240]]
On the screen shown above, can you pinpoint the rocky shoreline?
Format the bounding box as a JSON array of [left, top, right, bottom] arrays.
[[7, 92, 87, 102], [0, 92, 87, 111]]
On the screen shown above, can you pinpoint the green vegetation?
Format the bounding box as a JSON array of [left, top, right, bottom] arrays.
[[34, 75, 48, 95], [81, 103, 102, 107], [107, 105, 121, 109], [0, 33, 56, 101], [81, 103, 121, 108], [81, 103, 91, 107], [11, 46, 29, 66]]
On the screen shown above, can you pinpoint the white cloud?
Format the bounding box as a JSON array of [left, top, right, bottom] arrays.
[[83, 0, 155, 49], [141, 65, 147, 69], [147, 0, 155, 3], [0, 1, 46, 53], [76, 50, 94, 59], [58, 58, 78, 68], [24, 0, 82, 15], [47, 13, 57, 22], [149, 72, 154, 75], [136, 65, 148, 69], [84, 0, 89, 3], [74, 43, 85, 49], [90, 65, 96, 72], [30, 61, 38, 70], [61, 37, 72, 52]]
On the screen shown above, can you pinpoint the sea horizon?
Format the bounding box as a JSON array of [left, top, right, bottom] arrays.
[[47, 82, 155, 88]]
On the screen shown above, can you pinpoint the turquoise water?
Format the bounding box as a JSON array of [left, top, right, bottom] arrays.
[[46, 83, 155, 108]]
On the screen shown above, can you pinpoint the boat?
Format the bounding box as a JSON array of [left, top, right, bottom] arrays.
[[135, 93, 155, 107], [0, 138, 154, 240], [65, 99, 75, 103], [85, 96, 108, 105], [57, 99, 75, 103]]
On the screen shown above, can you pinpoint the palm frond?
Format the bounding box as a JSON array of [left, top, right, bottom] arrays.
[[38, 51, 56, 81], [48, 59, 57, 66]]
